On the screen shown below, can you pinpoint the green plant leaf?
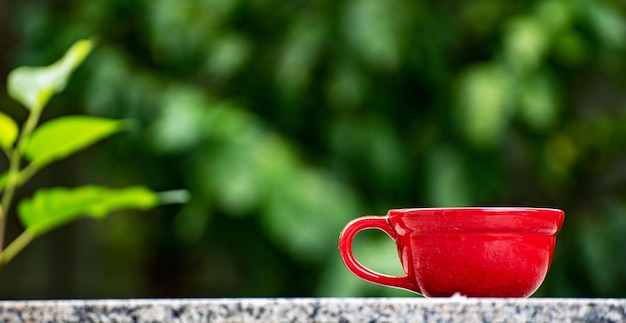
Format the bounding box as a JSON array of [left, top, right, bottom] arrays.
[[18, 186, 159, 236], [0, 111, 18, 149], [7, 39, 94, 111], [24, 116, 124, 168]]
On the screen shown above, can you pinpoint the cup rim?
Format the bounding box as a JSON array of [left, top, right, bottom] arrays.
[[388, 207, 563, 215], [386, 207, 564, 234]]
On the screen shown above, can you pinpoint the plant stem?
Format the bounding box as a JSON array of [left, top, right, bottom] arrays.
[[15, 163, 39, 187], [16, 108, 42, 156], [1, 230, 34, 265], [0, 108, 42, 264], [0, 163, 39, 195], [0, 148, 22, 262]]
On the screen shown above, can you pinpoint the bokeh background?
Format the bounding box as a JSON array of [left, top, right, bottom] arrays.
[[0, 0, 626, 298]]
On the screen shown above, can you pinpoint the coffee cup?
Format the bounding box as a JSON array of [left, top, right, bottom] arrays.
[[338, 207, 564, 297]]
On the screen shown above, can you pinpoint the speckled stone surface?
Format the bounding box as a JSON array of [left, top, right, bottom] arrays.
[[0, 298, 625, 322]]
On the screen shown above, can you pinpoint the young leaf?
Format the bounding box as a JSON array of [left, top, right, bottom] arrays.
[[0, 111, 18, 149], [7, 39, 94, 111], [18, 186, 159, 236], [24, 116, 124, 168]]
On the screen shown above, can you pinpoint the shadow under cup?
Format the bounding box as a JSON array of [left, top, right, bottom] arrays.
[[338, 207, 565, 297]]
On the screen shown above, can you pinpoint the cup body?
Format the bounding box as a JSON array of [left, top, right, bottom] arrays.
[[338, 207, 564, 297]]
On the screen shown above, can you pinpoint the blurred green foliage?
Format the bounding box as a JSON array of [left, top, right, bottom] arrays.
[[1, 0, 626, 298]]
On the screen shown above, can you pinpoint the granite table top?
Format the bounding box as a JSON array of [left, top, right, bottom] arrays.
[[0, 297, 624, 322]]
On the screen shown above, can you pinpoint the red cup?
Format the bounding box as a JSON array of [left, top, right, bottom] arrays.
[[339, 207, 564, 297]]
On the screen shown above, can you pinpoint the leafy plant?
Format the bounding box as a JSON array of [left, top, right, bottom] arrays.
[[0, 38, 187, 266]]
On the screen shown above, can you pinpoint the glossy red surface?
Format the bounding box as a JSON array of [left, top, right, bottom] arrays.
[[338, 207, 564, 297]]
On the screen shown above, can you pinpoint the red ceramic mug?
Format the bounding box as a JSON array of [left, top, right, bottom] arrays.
[[338, 207, 564, 297]]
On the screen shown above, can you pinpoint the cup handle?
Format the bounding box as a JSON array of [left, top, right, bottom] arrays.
[[338, 216, 419, 294]]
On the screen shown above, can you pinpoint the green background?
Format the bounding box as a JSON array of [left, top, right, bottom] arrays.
[[0, 0, 625, 298]]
